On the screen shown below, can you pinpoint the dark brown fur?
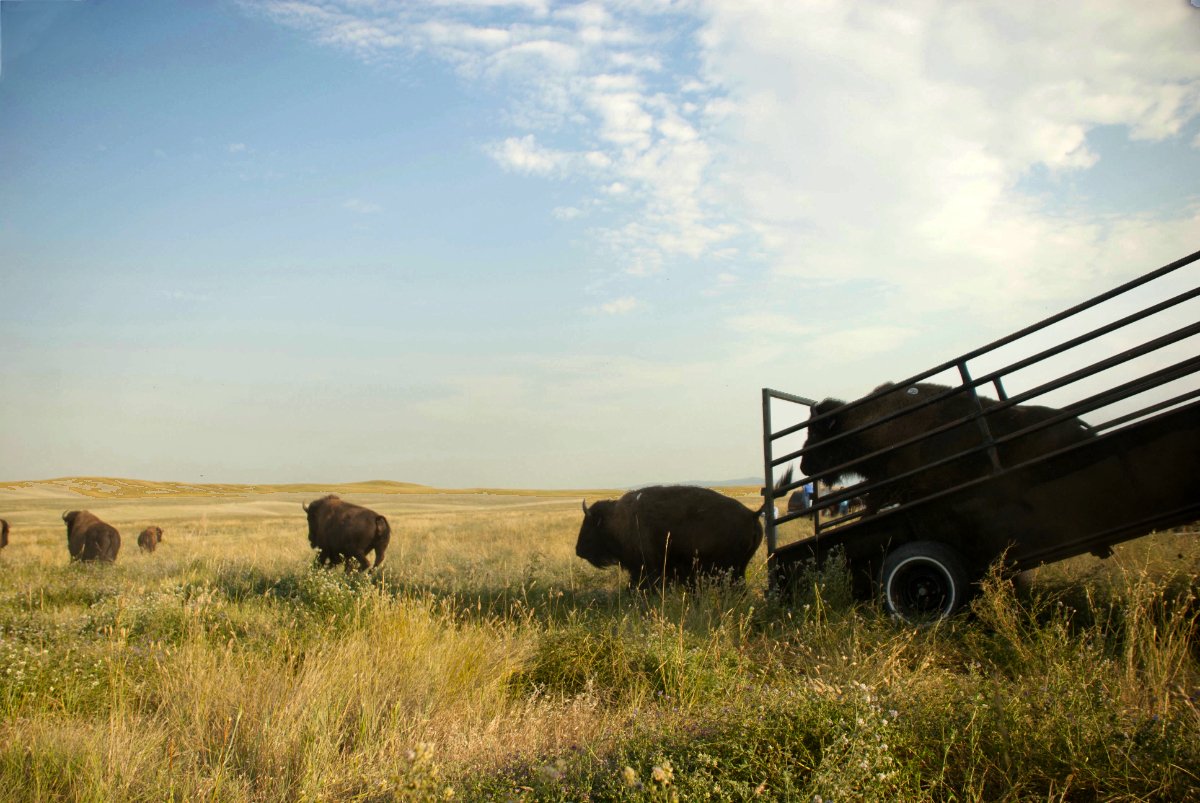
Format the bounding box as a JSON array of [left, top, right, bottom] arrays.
[[137, 526, 163, 553], [575, 485, 764, 589], [62, 510, 121, 563], [1, 519, 8, 549], [303, 495, 390, 571], [801, 381, 1094, 512]]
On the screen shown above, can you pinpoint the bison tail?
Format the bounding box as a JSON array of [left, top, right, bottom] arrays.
[[755, 466, 794, 516], [374, 516, 391, 544]]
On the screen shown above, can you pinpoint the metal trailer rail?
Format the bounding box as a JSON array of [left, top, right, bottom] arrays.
[[761, 248, 1200, 622]]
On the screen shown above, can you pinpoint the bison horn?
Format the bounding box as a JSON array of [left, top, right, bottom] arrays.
[[61, 511, 69, 521], [581, 500, 588, 515], [302, 501, 309, 512]]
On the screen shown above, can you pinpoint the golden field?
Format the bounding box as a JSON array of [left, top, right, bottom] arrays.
[[0, 478, 1196, 802]]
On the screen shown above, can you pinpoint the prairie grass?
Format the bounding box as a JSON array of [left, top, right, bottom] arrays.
[[0, 483, 1196, 801]]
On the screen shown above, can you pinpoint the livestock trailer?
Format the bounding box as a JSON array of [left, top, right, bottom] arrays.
[[762, 248, 1200, 623]]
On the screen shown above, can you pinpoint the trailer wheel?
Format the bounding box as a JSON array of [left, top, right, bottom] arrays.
[[880, 541, 969, 625]]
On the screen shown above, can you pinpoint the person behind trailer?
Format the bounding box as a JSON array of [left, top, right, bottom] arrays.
[[831, 485, 851, 516], [787, 482, 812, 515]]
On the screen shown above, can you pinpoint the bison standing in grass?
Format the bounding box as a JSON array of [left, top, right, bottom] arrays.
[[1, 518, 8, 549], [575, 485, 764, 589], [62, 510, 121, 562], [137, 526, 163, 553], [303, 495, 390, 571], [801, 381, 1094, 513]]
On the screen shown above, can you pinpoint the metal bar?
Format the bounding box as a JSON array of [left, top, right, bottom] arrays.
[[959, 285, 1200, 404], [764, 388, 818, 407], [771, 252, 1200, 449], [761, 388, 778, 556], [985, 321, 1200, 414], [959, 361, 1002, 472], [884, 248, 1200, 393], [1090, 386, 1200, 433], [1061, 355, 1200, 428]]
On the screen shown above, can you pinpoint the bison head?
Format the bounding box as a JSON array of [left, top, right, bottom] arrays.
[[575, 500, 619, 568], [801, 383, 944, 482], [63, 511, 87, 559], [799, 397, 854, 481]]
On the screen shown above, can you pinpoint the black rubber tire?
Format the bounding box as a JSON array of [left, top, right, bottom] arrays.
[[880, 541, 970, 625]]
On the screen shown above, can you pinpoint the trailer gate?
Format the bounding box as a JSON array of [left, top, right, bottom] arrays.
[[761, 248, 1200, 591]]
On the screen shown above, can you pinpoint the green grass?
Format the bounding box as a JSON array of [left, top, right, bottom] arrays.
[[0, 484, 1197, 801]]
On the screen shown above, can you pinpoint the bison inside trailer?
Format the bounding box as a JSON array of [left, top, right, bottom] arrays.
[[761, 248, 1200, 624]]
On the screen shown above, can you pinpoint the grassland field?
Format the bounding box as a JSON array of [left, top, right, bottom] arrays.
[[0, 478, 1197, 802]]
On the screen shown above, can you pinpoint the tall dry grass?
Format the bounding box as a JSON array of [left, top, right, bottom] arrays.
[[0, 488, 1196, 801]]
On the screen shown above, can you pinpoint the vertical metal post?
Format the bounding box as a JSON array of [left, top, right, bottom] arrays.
[[761, 388, 778, 556], [958, 362, 1002, 473]]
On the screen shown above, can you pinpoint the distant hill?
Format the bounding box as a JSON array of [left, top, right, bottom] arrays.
[[631, 476, 763, 490], [0, 477, 627, 500]]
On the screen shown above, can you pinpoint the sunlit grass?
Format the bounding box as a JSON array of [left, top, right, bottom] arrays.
[[0, 483, 1196, 801]]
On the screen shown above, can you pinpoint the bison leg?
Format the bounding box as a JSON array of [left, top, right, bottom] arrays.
[[345, 552, 370, 572], [372, 544, 386, 569], [631, 568, 666, 592]]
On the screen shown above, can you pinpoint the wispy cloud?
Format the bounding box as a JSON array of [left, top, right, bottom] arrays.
[[595, 295, 640, 315], [243, 0, 740, 281], [342, 198, 383, 214], [160, 289, 211, 303], [227, 142, 247, 153], [488, 134, 569, 175], [246, 0, 1200, 346]]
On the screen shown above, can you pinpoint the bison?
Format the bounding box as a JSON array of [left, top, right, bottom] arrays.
[[137, 526, 163, 553], [62, 510, 121, 562], [575, 485, 764, 589], [1, 518, 8, 549], [800, 381, 1094, 513], [303, 495, 390, 571]]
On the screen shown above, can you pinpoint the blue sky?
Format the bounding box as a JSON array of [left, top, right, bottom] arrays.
[[1, 0, 1198, 488]]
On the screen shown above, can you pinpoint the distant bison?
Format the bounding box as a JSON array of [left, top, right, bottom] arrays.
[[801, 381, 1094, 512], [575, 485, 764, 589], [62, 510, 121, 562], [137, 526, 163, 553], [303, 495, 390, 571], [1, 518, 8, 549]]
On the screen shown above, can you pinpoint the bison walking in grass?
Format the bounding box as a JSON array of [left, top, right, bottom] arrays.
[[575, 485, 764, 589], [137, 526, 163, 553], [801, 381, 1094, 513], [63, 510, 121, 562], [303, 495, 390, 571]]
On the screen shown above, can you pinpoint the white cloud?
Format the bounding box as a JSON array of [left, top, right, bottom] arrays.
[[249, 0, 1200, 355], [245, 0, 742, 280], [488, 134, 569, 175], [699, 0, 1200, 320], [342, 198, 383, 214], [596, 295, 640, 315], [726, 312, 810, 339], [227, 142, 247, 153]]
